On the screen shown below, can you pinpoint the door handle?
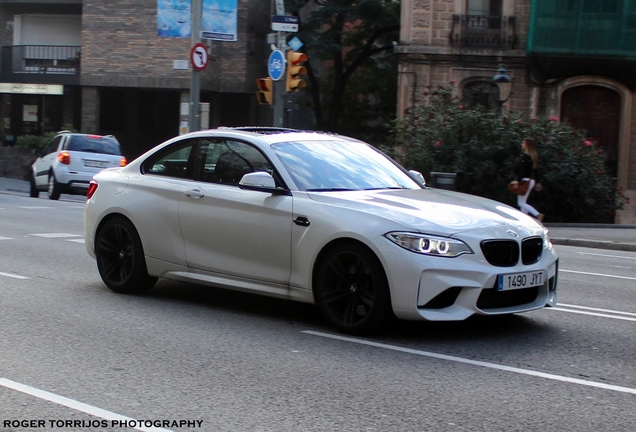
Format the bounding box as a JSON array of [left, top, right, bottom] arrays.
[[294, 216, 310, 227], [184, 188, 205, 199]]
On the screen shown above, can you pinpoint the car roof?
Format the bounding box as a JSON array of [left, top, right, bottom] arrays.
[[183, 127, 362, 145]]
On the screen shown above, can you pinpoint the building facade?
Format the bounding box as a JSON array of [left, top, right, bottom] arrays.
[[395, 0, 636, 223], [0, 0, 272, 159]]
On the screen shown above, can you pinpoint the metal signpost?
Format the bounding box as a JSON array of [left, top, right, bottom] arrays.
[[189, 0, 203, 133]]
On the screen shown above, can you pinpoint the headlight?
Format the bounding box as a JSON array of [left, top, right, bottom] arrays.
[[543, 228, 553, 250], [386, 232, 473, 257]]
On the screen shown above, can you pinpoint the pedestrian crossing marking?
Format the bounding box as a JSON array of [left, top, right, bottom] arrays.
[[0, 271, 29, 280], [31, 233, 82, 238]]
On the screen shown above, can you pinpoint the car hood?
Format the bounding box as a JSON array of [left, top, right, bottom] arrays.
[[307, 188, 542, 238]]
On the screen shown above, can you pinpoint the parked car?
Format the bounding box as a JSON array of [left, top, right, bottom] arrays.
[[84, 127, 559, 334], [30, 131, 126, 200]]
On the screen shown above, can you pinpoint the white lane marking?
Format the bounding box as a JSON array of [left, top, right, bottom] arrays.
[[303, 331, 636, 396], [0, 236, 12, 240], [560, 269, 636, 281], [0, 378, 175, 432], [549, 307, 636, 322], [30, 233, 82, 238], [0, 271, 29, 280], [557, 303, 636, 317], [17, 206, 55, 209], [67, 239, 85, 244], [576, 252, 636, 260]]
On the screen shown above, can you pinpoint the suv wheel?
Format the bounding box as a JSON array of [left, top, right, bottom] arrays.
[[47, 173, 61, 200]]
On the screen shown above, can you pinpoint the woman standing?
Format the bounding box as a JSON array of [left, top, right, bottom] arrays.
[[513, 138, 544, 222]]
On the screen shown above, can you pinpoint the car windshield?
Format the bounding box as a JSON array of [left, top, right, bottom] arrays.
[[271, 139, 421, 191], [66, 135, 122, 155]]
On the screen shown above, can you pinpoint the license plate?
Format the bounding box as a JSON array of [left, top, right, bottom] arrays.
[[498, 270, 545, 291], [84, 160, 109, 168]]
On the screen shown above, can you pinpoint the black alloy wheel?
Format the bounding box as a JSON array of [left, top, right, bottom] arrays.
[[95, 217, 157, 294], [315, 243, 391, 335]]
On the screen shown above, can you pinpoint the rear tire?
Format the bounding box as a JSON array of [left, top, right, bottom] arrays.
[[95, 217, 157, 294], [47, 173, 61, 200], [29, 173, 39, 198], [315, 243, 391, 335]]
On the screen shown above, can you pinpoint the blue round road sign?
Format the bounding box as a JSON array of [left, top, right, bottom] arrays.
[[268, 50, 285, 81]]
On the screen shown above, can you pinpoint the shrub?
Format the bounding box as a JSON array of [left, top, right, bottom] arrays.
[[15, 125, 78, 151], [385, 85, 628, 223], [16, 134, 48, 150]]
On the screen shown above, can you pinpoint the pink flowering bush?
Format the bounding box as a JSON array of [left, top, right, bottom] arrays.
[[386, 85, 627, 223]]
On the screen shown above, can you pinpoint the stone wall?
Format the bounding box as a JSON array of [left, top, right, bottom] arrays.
[[0, 147, 36, 181]]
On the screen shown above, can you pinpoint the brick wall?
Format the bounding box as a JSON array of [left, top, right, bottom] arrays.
[[80, 0, 270, 94]]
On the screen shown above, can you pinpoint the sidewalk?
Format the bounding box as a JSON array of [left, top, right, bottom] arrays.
[[1, 177, 636, 252]]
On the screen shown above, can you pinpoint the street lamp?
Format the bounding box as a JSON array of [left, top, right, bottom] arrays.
[[492, 67, 512, 116]]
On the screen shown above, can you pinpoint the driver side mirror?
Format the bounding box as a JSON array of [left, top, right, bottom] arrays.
[[408, 170, 426, 186], [239, 171, 289, 195]]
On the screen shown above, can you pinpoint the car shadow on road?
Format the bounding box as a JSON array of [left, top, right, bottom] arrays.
[[118, 279, 553, 343], [138, 279, 328, 329]]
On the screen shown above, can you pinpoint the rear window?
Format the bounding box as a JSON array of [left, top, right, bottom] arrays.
[[64, 135, 122, 155]]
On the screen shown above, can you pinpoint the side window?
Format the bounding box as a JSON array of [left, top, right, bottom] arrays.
[[195, 140, 273, 186], [141, 139, 195, 179], [463, 80, 500, 111], [43, 136, 62, 156]]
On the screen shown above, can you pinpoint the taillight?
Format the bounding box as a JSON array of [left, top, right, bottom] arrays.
[[120, 157, 127, 167], [86, 180, 98, 200], [57, 151, 71, 165]]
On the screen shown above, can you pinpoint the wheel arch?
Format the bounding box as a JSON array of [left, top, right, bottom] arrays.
[[93, 212, 138, 250]]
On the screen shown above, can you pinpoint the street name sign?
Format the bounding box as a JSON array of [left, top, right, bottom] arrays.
[[271, 15, 299, 32]]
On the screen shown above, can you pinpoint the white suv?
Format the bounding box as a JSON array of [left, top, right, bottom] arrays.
[[30, 132, 126, 200]]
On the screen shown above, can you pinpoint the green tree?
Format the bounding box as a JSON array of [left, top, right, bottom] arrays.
[[286, 0, 400, 136], [386, 85, 628, 223]]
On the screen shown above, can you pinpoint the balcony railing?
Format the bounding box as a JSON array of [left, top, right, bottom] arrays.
[[450, 15, 517, 50], [1, 45, 80, 74]]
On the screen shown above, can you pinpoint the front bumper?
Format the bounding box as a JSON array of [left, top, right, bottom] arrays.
[[380, 237, 559, 321]]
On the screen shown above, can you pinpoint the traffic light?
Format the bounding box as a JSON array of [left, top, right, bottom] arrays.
[[255, 77, 273, 105], [286, 50, 308, 92]]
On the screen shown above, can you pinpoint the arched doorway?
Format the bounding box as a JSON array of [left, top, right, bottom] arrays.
[[561, 85, 620, 178]]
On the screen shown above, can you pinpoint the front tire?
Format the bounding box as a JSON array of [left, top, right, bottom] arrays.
[[315, 243, 391, 335], [47, 173, 61, 200], [95, 217, 157, 294]]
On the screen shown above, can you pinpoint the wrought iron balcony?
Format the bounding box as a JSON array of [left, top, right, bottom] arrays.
[[1, 45, 80, 75], [450, 15, 517, 50]]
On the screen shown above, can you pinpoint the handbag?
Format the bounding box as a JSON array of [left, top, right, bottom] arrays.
[[508, 179, 530, 196]]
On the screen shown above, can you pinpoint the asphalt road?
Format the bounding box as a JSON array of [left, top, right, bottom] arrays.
[[0, 192, 635, 432]]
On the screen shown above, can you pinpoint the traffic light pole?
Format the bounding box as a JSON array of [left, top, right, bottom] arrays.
[[273, 32, 286, 127], [272, 0, 286, 128]]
